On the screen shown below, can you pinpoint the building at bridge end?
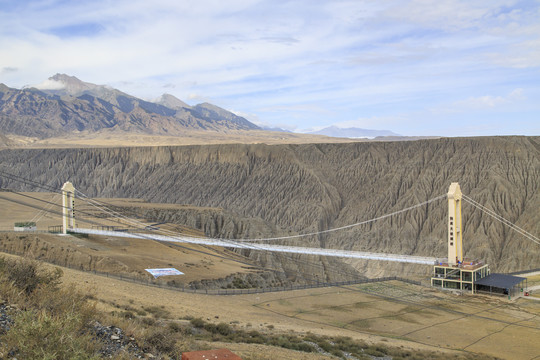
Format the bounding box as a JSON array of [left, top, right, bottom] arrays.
[[430, 183, 527, 297], [431, 258, 490, 293]]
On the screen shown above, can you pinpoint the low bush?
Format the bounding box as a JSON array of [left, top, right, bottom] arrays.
[[143, 305, 171, 319], [140, 317, 156, 326], [216, 322, 232, 336], [168, 321, 184, 333], [190, 317, 205, 328], [0, 257, 62, 296], [0, 257, 100, 359], [2, 310, 99, 360], [142, 327, 176, 354]]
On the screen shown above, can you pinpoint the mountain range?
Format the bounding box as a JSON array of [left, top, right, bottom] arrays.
[[0, 74, 259, 139]]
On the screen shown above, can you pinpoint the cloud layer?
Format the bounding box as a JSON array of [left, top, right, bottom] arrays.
[[1, 0, 539, 136]]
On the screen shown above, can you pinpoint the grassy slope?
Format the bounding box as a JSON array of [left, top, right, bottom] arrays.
[[22, 253, 540, 359]]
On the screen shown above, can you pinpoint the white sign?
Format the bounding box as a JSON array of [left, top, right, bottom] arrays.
[[145, 268, 184, 278]]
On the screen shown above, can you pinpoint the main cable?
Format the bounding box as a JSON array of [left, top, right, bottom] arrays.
[[462, 195, 540, 246], [74, 187, 446, 243]]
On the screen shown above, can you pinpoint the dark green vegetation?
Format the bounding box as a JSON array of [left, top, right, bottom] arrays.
[[13, 221, 36, 228], [1, 136, 538, 283]]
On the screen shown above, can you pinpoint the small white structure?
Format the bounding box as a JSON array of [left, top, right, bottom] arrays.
[[14, 222, 36, 231]]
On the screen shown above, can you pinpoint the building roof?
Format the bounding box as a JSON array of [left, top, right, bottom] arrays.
[[475, 273, 526, 289]]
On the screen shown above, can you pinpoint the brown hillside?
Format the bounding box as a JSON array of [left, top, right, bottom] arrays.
[[1, 136, 538, 280]]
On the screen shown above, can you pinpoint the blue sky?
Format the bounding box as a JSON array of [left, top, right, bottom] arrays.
[[0, 0, 539, 136]]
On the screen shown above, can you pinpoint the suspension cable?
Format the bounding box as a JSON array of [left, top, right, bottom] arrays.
[[30, 193, 59, 224], [235, 195, 447, 242], [462, 195, 540, 246], [73, 188, 446, 242]]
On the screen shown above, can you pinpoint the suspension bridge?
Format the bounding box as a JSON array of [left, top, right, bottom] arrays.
[[55, 181, 539, 268], [0, 167, 537, 270]]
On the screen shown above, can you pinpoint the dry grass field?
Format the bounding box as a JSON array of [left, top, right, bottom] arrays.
[[252, 281, 540, 359], [0, 236, 537, 359], [5, 130, 370, 148], [51, 262, 540, 359]]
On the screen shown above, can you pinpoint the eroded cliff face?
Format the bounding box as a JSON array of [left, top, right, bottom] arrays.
[[1, 137, 539, 279], [0, 233, 132, 274]]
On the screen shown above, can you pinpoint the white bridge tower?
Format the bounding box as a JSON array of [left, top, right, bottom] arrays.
[[62, 181, 76, 234], [447, 182, 463, 266]]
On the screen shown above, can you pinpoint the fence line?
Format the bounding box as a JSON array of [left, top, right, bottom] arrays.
[[0, 243, 420, 295], [509, 268, 540, 276]]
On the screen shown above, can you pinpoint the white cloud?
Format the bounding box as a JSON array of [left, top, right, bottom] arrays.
[[0, 0, 539, 136], [229, 109, 260, 123], [454, 88, 524, 109], [187, 93, 212, 104], [29, 79, 65, 90], [488, 38, 540, 69], [334, 116, 406, 130], [429, 88, 526, 116], [383, 0, 513, 30]]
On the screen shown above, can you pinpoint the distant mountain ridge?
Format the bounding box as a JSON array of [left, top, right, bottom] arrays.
[[307, 126, 400, 138], [0, 74, 259, 139]]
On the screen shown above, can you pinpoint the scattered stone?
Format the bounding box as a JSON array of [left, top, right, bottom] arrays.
[[91, 321, 145, 359], [0, 303, 14, 334], [1, 306, 146, 359]]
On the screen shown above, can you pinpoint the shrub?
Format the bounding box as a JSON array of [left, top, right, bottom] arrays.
[[330, 348, 344, 358], [296, 342, 316, 352], [365, 347, 386, 357], [190, 317, 205, 328], [140, 317, 156, 326], [317, 340, 333, 353], [119, 310, 136, 319], [0, 257, 62, 296], [168, 322, 184, 333], [31, 284, 95, 322], [203, 322, 217, 333], [1, 310, 98, 360], [246, 330, 264, 344], [216, 322, 232, 336], [0, 257, 100, 359], [142, 327, 176, 354], [143, 305, 171, 319]]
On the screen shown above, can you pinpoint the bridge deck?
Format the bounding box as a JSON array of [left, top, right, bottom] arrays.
[[70, 228, 438, 265]]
